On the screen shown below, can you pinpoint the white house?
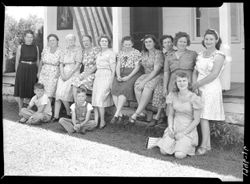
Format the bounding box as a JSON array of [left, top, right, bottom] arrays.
[[44, 4, 244, 87]]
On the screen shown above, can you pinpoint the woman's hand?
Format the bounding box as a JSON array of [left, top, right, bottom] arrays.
[[121, 76, 130, 82], [37, 72, 40, 80], [117, 75, 122, 82], [136, 81, 146, 91], [192, 81, 199, 91], [163, 88, 167, 97], [79, 73, 87, 80], [175, 132, 185, 140]]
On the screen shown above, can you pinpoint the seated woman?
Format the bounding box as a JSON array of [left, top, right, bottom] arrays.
[[146, 72, 203, 159], [110, 36, 142, 124], [71, 35, 100, 102], [129, 34, 164, 124], [51, 34, 82, 122]]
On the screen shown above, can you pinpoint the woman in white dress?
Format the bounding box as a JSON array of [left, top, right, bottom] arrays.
[[51, 34, 82, 122], [192, 29, 226, 155], [38, 34, 62, 102], [92, 35, 116, 128]]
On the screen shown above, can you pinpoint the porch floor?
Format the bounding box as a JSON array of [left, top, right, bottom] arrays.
[[223, 82, 244, 99]]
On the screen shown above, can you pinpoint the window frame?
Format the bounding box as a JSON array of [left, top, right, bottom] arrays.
[[191, 5, 241, 44]]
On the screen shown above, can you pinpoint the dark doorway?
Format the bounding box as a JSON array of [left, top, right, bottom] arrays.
[[130, 7, 162, 51]]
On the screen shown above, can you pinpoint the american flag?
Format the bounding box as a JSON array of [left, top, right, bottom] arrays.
[[70, 7, 113, 49]]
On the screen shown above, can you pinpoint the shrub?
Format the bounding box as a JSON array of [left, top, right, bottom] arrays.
[[210, 121, 244, 148]]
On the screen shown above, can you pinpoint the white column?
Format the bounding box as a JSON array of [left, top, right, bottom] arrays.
[[112, 7, 123, 54], [219, 3, 231, 90], [43, 7, 48, 48]]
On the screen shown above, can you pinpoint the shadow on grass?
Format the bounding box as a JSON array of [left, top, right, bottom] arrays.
[[2, 100, 243, 179]]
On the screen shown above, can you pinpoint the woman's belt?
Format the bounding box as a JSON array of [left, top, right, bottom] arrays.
[[43, 62, 59, 66], [20, 61, 36, 64]]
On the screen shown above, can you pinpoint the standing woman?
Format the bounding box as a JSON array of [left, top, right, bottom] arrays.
[[148, 35, 175, 128], [71, 35, 100, 102], [110, 36, 142, 124], [192, 29, 225, 155], [164, 32, 198, 96], [38, 34, 62, 102], [14, 30, 39, 112], [92, 35, 116, 128], [51, 34, 82, 122], [129, 34, 164, 124]]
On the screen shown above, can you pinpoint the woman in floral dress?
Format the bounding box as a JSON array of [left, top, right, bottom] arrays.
[[192, 29, 225, 155], [147, 35, 175, 128], [129, 34, 164, 124], [71, 35, 100, 102], [51, 34, 82, 122], [38, 34, 62, 102], [110, 36, 142, 124]]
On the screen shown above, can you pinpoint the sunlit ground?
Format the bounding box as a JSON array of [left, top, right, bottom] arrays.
[[3, 119, 242, 180]]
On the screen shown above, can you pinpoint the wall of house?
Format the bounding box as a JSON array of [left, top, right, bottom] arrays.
[[162, 7, 244, 83], [45, 7, 82, 49], [45, 6, 244, 83]]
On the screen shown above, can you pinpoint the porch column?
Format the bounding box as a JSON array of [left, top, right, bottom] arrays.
[[43, 7, 48, 48], [219, 3, 232, 90], [112, 7, 123, 54]]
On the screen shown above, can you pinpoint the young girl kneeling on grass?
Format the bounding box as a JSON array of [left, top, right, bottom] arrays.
[[18, 82, 52, 124], [58, 88, 97, 134], [146, 72, 203, 159]]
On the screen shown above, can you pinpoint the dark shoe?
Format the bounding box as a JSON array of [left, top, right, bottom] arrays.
[[154, 122, 167, 129], [110, 116, 119, 124], [137, 113, 147, 121], [146, 119, 158, 128], [51, 117, 59, 122]]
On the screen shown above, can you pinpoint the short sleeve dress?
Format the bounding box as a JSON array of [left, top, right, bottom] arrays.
[[55, 46, 82, 102], [134, 49, 164, 92], [71, 47, 100, 90], [152, 92, 203, 156], [152, 48, 176, 108], [14, 44, 38, 98], [38, 47, 62, 98], [111, 48, 142, 101], [165, 49, 197, 92], [92, 49, 116, 107], [194, 50, 225, 120]]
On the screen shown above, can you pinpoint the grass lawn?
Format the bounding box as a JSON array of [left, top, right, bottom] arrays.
[[2, 100, 243, 179]]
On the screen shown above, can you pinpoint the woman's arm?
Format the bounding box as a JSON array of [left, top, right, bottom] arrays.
[[166, 104, 174, 132], [66, 62, 81, 80], [15, 45, 21, 72], [182, 109, 201, 135], [193, 54, 225, 90], [37, 49, 45, 79], [36, 46, 40, 69], [163, 56, 170, 96], [122, 63, 141, 81]]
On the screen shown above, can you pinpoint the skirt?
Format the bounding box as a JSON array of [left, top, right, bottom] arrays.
[[92, 69, 114, 107], [111, 68, 142, 101], [152, 73, 165, 108], [14, 63, 38, 98]]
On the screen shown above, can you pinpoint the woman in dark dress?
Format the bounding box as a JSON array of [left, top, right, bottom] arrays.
[[110, 36, 142, 124], [14, 30, 39, 112]]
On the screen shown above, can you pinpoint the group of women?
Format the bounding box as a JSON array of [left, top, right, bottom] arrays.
[[14, 28, 226, 158]]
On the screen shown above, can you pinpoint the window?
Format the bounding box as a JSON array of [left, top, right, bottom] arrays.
[[194, 4, 241, 42]]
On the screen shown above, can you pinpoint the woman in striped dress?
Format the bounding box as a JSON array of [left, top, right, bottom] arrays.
[[92, 35, 116, 128]]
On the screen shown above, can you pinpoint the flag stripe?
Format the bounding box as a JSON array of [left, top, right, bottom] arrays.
[[69, 7, 84, 49], [71, 7, 112, 48]]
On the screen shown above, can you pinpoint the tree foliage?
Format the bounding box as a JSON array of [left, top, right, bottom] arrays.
[[4, 14, 44, 72]]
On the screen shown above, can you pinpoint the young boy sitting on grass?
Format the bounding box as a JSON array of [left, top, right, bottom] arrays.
[[18, 82, 52, 124], [58, 88, 97, 134]]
